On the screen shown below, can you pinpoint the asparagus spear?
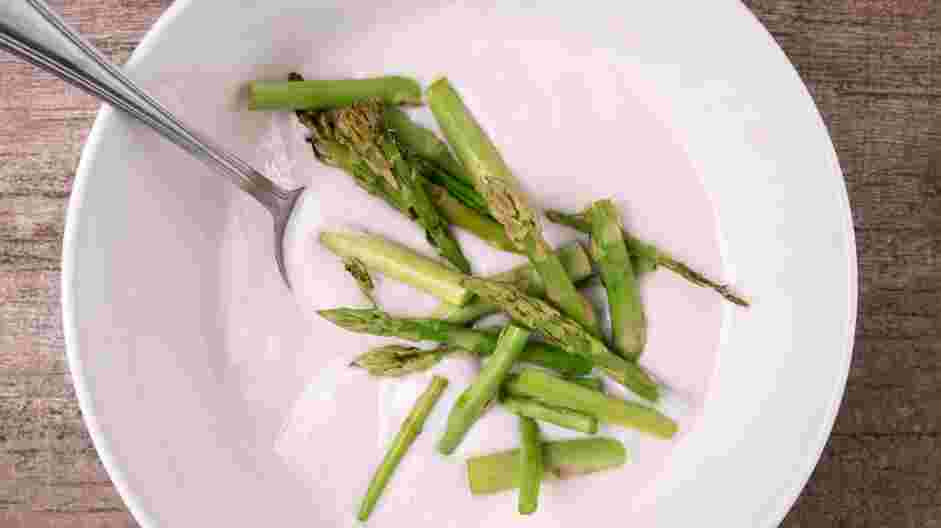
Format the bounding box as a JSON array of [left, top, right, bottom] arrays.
[[431, 242, 592, 325], [249, 76, 421, 110], [319, 231, 471, 306], [546, 209, 750, 307], [462, 277, 660, 401], [384, 106, 473, 185], [322, 308, 592, 377], [589, 200, 646, 359], [505, 369, 677, 439], [357, 375, 448, 521], [426, 78, 600, 334], [466, 437, 627, 495], [426, 184, 517, 253], [300, 97, 471, 273], [350, 344, 450, 377], [502, 396, 598, 435], [342, 257, 377, 307], [438, 325, 530, 454], [517, 416, 543, 515]]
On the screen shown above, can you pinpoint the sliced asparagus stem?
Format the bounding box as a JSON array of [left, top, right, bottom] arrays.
[[466, 437, 627, 495], [249, 76, 421, 110], [517, 416, 543, 515], [384, 106, 473, 185], [426, 78, 600, 334], [342, 257, 377, 307], [462, 277, 660, 401], [431, 243, 592, 324], [505, 369, 677, 439], [350, 344, 451, 377], [589, 200, 646, 359], [502, 396, 598, 435], [427, 184, 518, 253], [324, 309, 592, 376], [438, 326, 530, 455], [546, 209, 750, 307], [357, 375, 448, 521], [319, 231, 471, 306]]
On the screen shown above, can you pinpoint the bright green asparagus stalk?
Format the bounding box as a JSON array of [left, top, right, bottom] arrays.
[[319, 231, 471, 306], [438, 325, 530, 455], [502, 396, 598, 435], [421, 163, 492, 217], [466, 437, 627, 495], [462, 277, 660, 401], [431, 243, 592, 325], [382, 132, 471, 273], [517, 416, 543, 515], [301, 97, 470, 273], [342, 257, 377, 307], [505, 369, 677, 439], [321, 308, 592, 377], [426, 78, 599, 334], [350, 344, 450, 377], [249, 76, 421, 111], [589, 200, 646, 359], [546, 209, 750, 307], [384, 106, 473, 185], [357, 375, 448, 521], [427, 184, 518, 253]]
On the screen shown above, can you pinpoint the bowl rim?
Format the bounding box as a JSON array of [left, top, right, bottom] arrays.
[[60, 2, 857, 527]]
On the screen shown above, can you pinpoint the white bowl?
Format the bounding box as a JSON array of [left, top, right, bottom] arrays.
[[63, 1, 856, 526]]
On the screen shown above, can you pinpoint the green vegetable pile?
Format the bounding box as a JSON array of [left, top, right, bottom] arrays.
[[249, 74, 749, 521]]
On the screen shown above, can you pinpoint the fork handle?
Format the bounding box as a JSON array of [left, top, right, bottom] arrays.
[[0, 0, 296, 214]]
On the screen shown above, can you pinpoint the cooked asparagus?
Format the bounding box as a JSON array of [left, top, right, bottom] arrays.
[[248, 76, 421, 111], [589, 200, 646, 359], [426, 78, 600, 334], [319, 230, 470, 306], [322, 308, 592, 377], [502, 396, 598, 435], [517, 416, 543, 515], [462, 277, 660, 401], [357, 375, 448, 521], [438, 325, 530, 454], [505, 369, 677, 439], [466, 437, 627, 495], [546, 208, 749, 307], [431, 242, 592, 325]]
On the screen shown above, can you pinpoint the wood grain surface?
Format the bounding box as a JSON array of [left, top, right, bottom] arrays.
[[0, 1, 938, 526]]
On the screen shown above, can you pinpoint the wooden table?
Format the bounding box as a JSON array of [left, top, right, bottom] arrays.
[[1, 1, 938, 526]]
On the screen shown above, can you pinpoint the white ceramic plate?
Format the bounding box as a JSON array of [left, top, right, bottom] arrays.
[[62, 1, 856, 526]]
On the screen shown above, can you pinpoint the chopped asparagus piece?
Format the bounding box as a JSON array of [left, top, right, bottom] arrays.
[[462, 277, 660, 401], [321, 308, 592, 376], [319, 231, 471, 306], [505, 369, 677, 439], [517, 416, 543, 515], [466, 437, 627, 495], [438, 325, 530, 454], [249, 76, 421, 110], [431, 243, 592, 325], [426, 78, 600, 334], [502, 396, 598, 434], [546, 209, 749, 307], [589, 200, 646, 359], [357, 375, 448, 521]]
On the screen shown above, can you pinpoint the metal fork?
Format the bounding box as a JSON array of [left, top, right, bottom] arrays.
[[0, 0, 304, 287]]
